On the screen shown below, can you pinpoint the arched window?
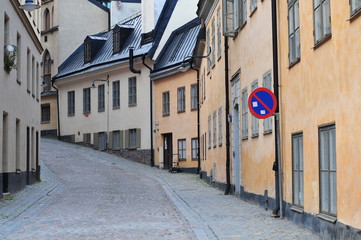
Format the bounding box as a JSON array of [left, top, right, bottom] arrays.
[[44, 9, 50, 31], [43, 51, 51, 92]]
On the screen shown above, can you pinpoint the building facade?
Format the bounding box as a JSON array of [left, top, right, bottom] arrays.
[[40, 0, 109, 137], [278, 0, 361, 238], [151, 18, 201, 173], [0, 0, 43, 197]]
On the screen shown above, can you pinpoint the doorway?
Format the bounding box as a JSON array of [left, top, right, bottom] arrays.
[[232, 104, 241, 194], [163, 133, 173, 170]]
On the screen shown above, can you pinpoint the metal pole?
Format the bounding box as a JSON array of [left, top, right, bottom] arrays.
[[107, 80, 110, 149]]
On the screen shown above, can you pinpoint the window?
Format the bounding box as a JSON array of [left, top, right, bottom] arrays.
[[16, 33, 21, 83], [178, 139, 186, 160], [113, 131, 121, 149], [128, 77, 137, 106], [27, 49, 31, 92], [113, 30, 121, 53], [177, 87, 185, 112], [129, 129, 137, 148], [98, 132, 107, 150], [240, 0, 247, 27], [44, 8, 50, 31], [351, 0, 361, 16], [163, 91, 170, 116], [83, 88, 91, 113], [84, 42, 92, 63], [4, 13, 9, 45], [222, 0, 239, 37], [112, 81, 120, 108], [313, 0, 331, 45], [32, 56, 35, 96], [263, 71, 272, 133], [250, 0, 257, 13], [292, 133, 304, 207], [213, 111, 217, 147], [206, 29, 211, 72], [98, 84, 105, 111], [191, 84, 198, 110], [217, 7, 222, 59], [43, 51, 52, 92], [41, 104, 50, 123], [208, 115, 211, 148], [319, 124, 336, 216], [36, 62, 39, 99], [68, 91, 75, 116], [288, 0, 300, 65], [242, 88, 248, 139], [251, 80, 259, 137], [211, 18, 216, 67], [191, 138, 198, 160], [203, 69, 206, 101], [218, 106, 223, 145]]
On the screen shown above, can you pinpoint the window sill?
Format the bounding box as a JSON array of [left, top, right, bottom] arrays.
[[213, 145, 217, 148], [162, 113, 170, 117], [83, 112, 91, 115], [41, 25, 59, 35], [68, 114, 75, 117], [41, 121, 50, 124], [98, 109, 105, 112], [177, 110, 186, 114], [217, 55, 221, 62], [317, 213, 337, 223], [191, 108, 197, 112], [263, 130, 272, 135], [192, 158, 198, 161], [178, 159, 186, 162], [349, 9, 361, 22], [290, 205, 304, 213], [27, 89, 31, 94], [251, 133, 259, 138], [250, 7, 257, 17], [242, 136, 248, 141], [17, 79, 21, 85], [128, 104, 137, 107], [32, 94, 35, 98], [288, 58, 300, 69], [218, 143, 222, 147], [36, 98, 39, 102], [113, 106, 120, 110], [313, 34, 332, 50]]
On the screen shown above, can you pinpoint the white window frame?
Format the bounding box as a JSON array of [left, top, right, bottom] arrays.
[[208, 115, 212, 148], [83, 88, 91, 114], [350, 0, 361, 16], [68, 91, 75, 116], [292, 133, 304, 207], [218, 106, 223, 146], [213, 111, 217, 147], [288, 0, 300, 65], [250, 0, 257, 14], [211, 18, 216, 67], [242, 88, 248, 139], [128, 77, 137, 106], [177, 87, 185, 112], [263, 71, 273, 133], [251, 80, 259, 137], [98, 84, 105, 111], [163, 91, 170, 116], [112, 81, 120, 108], [191, 138, 198, 160], [178, 139, 187, 160], [313, 0, 331, 45], [217, 7, 222, 60], [191, 84, 198, 110]]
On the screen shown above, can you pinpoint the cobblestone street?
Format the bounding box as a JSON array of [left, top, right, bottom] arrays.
[[0, 139, 321, 240]]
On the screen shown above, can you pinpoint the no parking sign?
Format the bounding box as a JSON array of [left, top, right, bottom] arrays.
[[248, 88, 277, 119]]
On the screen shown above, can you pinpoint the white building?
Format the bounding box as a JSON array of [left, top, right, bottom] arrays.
[[0, 0, 43, 197]]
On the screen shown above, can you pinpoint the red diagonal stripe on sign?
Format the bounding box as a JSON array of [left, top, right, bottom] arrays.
[[253, 94, 272, 113]]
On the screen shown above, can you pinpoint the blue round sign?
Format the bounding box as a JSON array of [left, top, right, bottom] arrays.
[[248, 87, 277, 119]]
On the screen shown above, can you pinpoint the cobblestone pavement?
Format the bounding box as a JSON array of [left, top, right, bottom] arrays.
[[0, 139, 321, 240]]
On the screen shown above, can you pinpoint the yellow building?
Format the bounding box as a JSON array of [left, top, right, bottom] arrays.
[[196, 0, 228, 187], [151, 19, 201, 173], [278, 0, 361, 237]]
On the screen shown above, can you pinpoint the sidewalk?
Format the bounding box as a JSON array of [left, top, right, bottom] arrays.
[[0, 139, 320, 239]]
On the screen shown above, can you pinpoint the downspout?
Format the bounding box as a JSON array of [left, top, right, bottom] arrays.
[[129, 47, 141, 74], [141, 55, 154, 167], [224, 36, 231, 195], [271, 0, 283, 218], [51, 81, 61, 140]]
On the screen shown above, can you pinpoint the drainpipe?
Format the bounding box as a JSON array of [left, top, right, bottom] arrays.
[[51, 81, 61, 140], [196, 68, 200, 175], [271, 0, 283, 218], [141, 55, 154, 167], [129, 47, 141, 74], [224, 36, 231, 195]]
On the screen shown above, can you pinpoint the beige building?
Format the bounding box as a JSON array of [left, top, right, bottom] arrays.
[[40, 0, 109, 137], [278, 0, 361, 238], [151, 18, 201, 173], [0, 0, 43, 197]]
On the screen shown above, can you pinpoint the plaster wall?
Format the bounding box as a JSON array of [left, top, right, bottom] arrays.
[[152, 0, 198, 59], [0, 1, 41, 173], [199, 1, 227, 183], [141, 0, 166, 34], [110, 2, 141, 26], [227, 0, 276, 198], [153, 70, 198, 170], [40, 95, 58, 131], [56, 62, 151, 149], [278, 0, 361, 228]]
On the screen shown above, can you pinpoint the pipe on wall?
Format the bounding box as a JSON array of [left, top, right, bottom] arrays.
[[224, 36, 231, 195]]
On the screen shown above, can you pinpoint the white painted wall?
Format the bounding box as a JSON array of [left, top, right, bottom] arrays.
[[110, 1, 141, 26], [0, 1, 42, 173], [152, 0, 198, 59], [56, 61, 152, 149], [141, 0, 166, 34]]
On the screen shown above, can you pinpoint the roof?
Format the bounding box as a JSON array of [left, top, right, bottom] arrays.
[[54, 14, 151, 81], [41, 91, 57, 97], [153, 18, 201, 72]]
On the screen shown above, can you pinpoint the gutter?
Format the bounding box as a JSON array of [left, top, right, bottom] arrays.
[[51, 81, 61, 140], [271, 0, 283, 218], [141, 54, 155, 167], [224, 36, 231, 195]]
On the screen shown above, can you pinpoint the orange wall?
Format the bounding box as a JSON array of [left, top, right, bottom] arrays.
[[153, 70, 198, 170], [278, 0, 361, 228]]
